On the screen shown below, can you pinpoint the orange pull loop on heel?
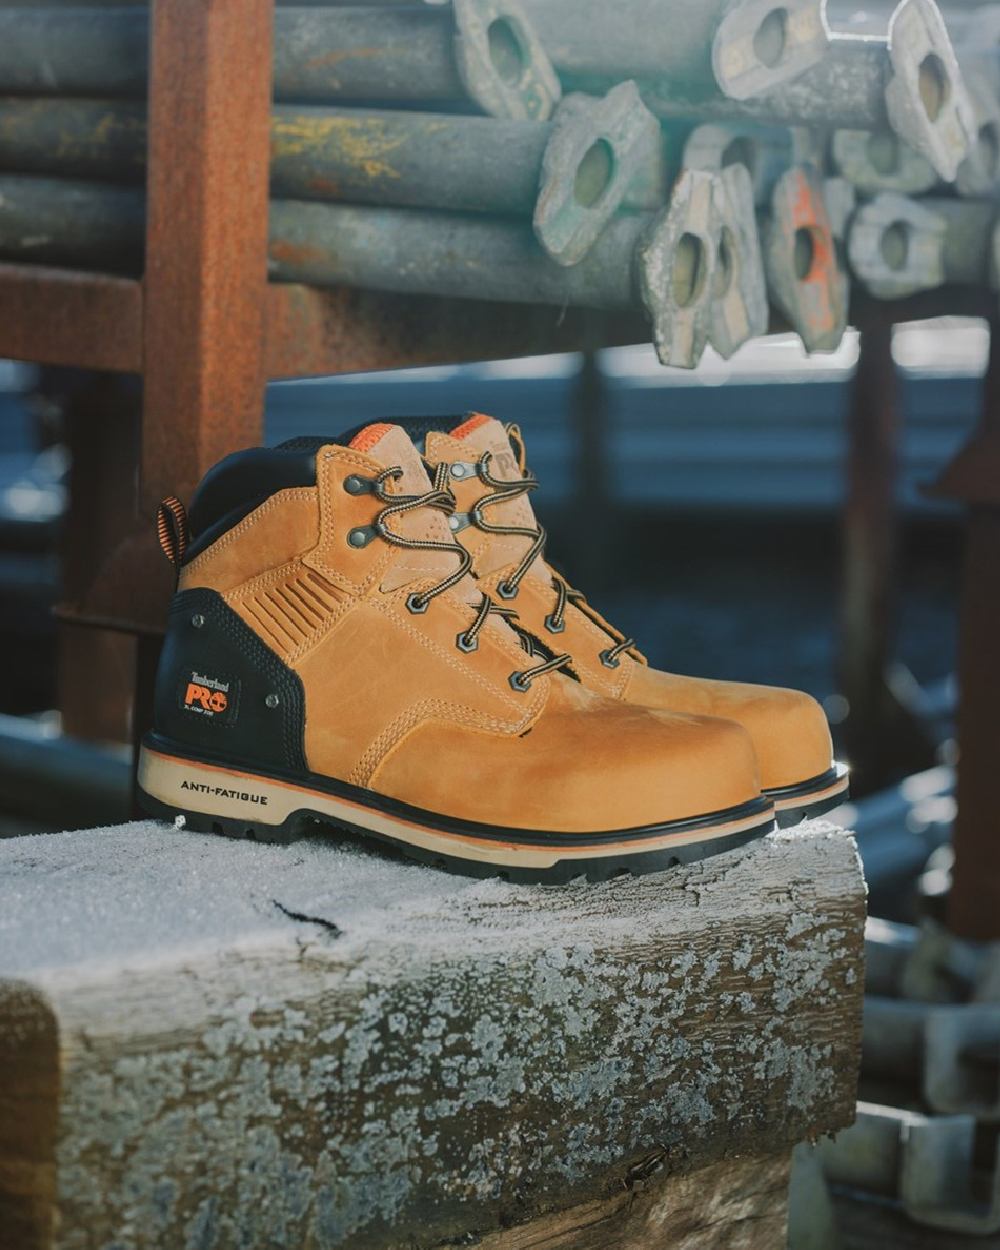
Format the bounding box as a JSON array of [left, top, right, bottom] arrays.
[[156, 495, 190, 570]]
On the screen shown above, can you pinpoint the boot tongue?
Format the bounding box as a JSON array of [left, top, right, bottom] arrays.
[[347, 423, 477, 600], [348, 422, 431, 499], [425, 414, 547, 584]]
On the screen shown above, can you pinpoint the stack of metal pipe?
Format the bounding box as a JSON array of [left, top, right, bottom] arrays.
[[0, 0, 984, 367], [837, 1, 1000, 305]]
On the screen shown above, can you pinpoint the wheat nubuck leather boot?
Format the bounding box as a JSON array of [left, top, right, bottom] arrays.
[[137, 423, 774, 882], [417, 413, 849, 827]]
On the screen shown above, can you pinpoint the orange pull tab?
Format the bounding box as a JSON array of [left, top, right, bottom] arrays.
[[156, 495, 190, 570], [505, 423, 528, 475]]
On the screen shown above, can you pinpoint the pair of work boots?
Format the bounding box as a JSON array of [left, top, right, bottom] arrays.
[[139, 414, 848, 883]]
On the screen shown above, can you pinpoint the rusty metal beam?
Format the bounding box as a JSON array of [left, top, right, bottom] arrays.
[[263, 283, 647, 379], [933, 314, 1000, 942], [141, 0, 273, 516], [838, 305, 937, 795], [0, 263, 142, 371]]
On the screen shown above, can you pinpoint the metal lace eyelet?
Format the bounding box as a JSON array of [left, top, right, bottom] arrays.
[[343, 475, 372, 495], [544, 613, 565, 634], [456, 631, 479, 654], [599, 648, 621, 670], [347, 526, 375, 548], [496, 580, 519, 601], [406, 592, 429, 615], [509, 671, 532, 692]]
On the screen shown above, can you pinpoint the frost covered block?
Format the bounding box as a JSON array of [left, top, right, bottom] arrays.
[[0, 819, 864, 1250]]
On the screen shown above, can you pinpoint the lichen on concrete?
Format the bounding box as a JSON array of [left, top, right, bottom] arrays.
[[0, 820, 865, 1249]]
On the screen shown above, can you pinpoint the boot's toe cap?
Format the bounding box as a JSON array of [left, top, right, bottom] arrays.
[[368, 686, 763, 834], [626, 667, 834, 793]]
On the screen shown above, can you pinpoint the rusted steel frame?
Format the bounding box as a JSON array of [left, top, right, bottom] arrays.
[[933, 315, 1000, 941], [838, 308, 903, 796], [141, 0, 273, 518], [265, 282, 648, 375], [0, 4, 559, 118], [55, 284, 649, 641], [0, 263, 142, 371], [56, 373, 141, 749], [0, 256, 649, 383]]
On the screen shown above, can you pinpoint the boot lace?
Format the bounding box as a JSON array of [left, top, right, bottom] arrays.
[[458, 428, 637, 671], [368, 462, 572, 690]]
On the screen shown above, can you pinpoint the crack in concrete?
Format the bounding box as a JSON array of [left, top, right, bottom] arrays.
[[272, 898, 342, 937]]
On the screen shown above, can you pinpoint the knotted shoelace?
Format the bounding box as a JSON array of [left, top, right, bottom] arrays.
[[373, 462, 572, 691], [458, 430, 638, 671]]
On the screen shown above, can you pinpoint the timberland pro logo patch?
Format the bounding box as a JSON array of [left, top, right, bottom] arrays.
[[180, 779, 267, 806], [179, 671, 238, 723]]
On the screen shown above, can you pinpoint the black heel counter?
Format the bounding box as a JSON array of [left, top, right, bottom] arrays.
[[153, 588, 307, 772]]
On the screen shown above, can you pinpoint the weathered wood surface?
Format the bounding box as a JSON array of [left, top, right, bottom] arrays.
[[0, 819, 865, 1249], [444, 1152, 792, 1249]]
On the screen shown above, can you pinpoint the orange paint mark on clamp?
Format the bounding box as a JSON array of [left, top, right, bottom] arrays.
[[790, 170, 816, 227]]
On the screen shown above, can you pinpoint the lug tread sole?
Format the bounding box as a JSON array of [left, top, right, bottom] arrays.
[[138, 789, 775, 885], [136, 741, 776, 885]]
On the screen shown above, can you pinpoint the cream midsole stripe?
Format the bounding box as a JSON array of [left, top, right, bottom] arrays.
[[139, 747, 773, 869], [771, 771, 850, 810]]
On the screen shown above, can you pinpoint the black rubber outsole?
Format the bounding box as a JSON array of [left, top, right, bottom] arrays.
[[768, 762, 850, 829], [772, 788, 848, 828], [138, 787, 777, 886]]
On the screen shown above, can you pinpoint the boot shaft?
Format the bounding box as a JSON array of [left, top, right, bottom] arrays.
[[153, 423, 563, 782]]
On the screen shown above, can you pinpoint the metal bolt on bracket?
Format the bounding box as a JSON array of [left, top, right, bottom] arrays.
[[533, 82, 663, 264], [709, 161, 769, 359], [452, 0, 561, 120], [883, 0, 976, 184], [637, 168, 721, 368], [711, 0, 830, 101]]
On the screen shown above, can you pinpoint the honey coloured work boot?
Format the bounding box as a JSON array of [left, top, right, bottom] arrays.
[[417, 414, 849, 827], [138, 423, 775, 882]]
